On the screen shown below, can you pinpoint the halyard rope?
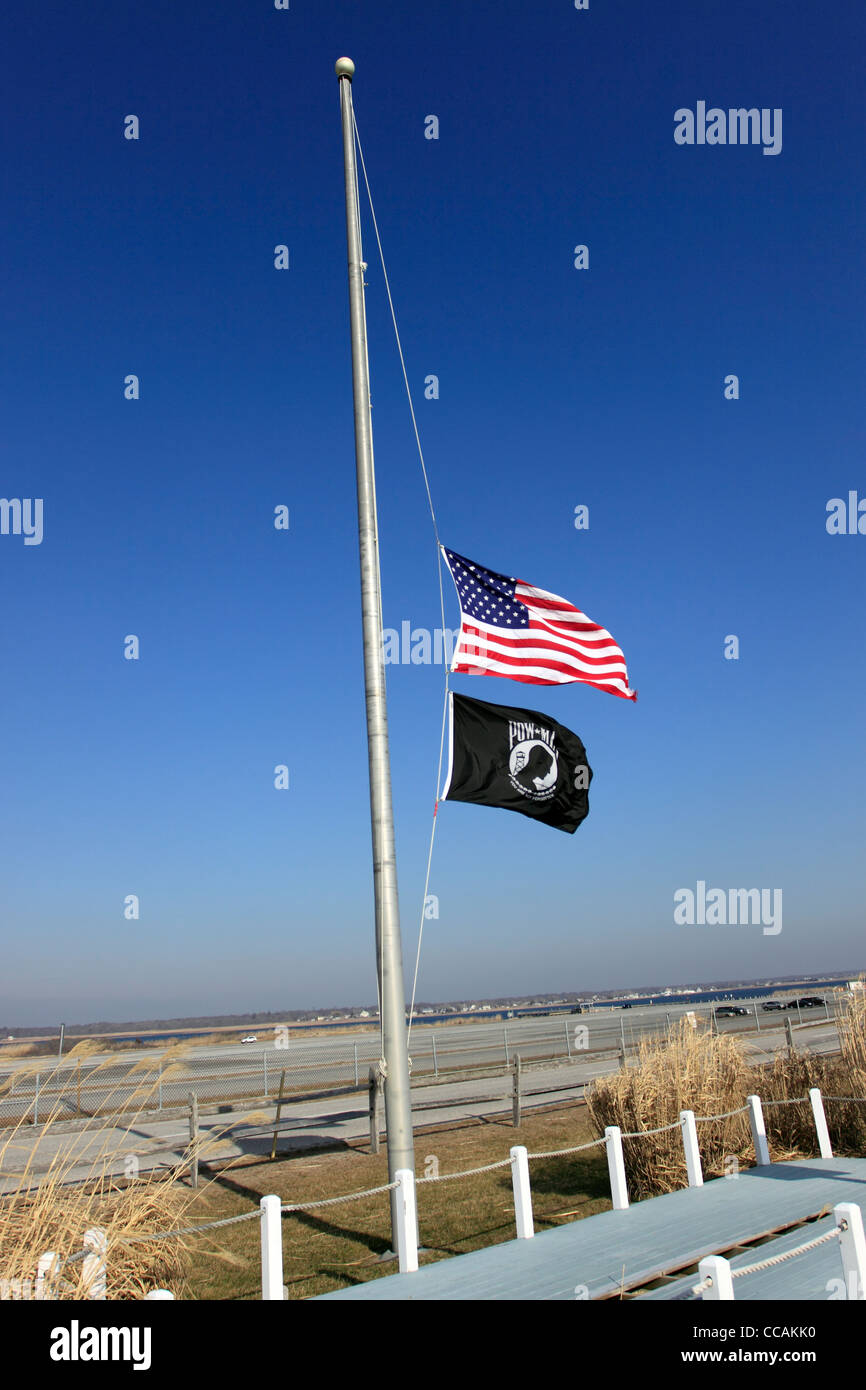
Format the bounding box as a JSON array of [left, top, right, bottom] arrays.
[[352, 108, 449, 1051]]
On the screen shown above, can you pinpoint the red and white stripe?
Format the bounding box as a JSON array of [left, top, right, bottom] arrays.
[[453, 580, 636, 700]]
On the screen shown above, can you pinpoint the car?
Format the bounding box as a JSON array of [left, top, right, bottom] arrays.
[[761, 1001, 784, 1011], [241, 1034, 258, 1043], [715, 1006, 748, 1018], [570, 1006, 584, 1014], [793, 997, 825, 1009]]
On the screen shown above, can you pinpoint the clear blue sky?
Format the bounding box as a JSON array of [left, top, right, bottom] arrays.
[[1, 1, 863, 1025]]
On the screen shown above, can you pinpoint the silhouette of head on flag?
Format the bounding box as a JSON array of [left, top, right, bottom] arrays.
[[513, 744, 555, 790]]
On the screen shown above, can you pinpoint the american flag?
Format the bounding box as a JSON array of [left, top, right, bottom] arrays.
[[442, 547, 636, 701]]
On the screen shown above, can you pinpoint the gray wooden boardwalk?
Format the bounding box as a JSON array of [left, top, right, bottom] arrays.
[[638, 1208, 850, 1300], [316, 1157, 866, 1300]]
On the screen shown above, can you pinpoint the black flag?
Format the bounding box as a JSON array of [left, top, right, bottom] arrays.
[[441, 692, 592, 834]]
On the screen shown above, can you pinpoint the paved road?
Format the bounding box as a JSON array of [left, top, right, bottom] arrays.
[[0, 996, 842, 1070]]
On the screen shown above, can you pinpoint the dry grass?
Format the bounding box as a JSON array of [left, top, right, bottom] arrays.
[[0, 1050, 197, 1299], [586, 997, 866, 1199], [839, 986, 866, 1085], [585, 1021, 755, 1197], [0, 1171, 191, 1300], [758, 988, 866, 1153]]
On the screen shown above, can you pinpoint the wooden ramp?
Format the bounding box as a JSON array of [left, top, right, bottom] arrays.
[[315, 1157, 866, 1301]]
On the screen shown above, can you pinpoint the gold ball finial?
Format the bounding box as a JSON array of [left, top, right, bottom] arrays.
[[335, 57, 355, 79]]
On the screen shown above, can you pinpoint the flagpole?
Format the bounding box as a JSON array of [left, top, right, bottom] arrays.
[[336, 57, 415, 1242]]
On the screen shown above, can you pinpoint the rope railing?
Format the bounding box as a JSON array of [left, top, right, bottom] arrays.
[[417, 1159, 512, 1184], [43, 1090, 866, 1248], [280, 1181, 398, 1211], [118, 1126, 646, 1239], [16, 1085, 863, 1300], [619, 1118, 685, 1139], [687, 1217, 848, 1298], [730, 1224, 843, 1278], [15, 1177, 404, 1293], [125, 1209, 263, 1243], [526, 1137, 607, 1160], [125, 1179, 404, 1241], [694, 1104, 750, 1122]]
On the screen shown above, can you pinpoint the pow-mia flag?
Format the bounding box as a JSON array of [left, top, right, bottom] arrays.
[[441, 692, 592, 835]]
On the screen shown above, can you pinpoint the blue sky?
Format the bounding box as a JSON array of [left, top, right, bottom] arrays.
[[1, 1, 863, 1025]]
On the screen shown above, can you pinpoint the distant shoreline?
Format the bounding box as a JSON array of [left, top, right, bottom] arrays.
[[1, 973, 858, 1050]]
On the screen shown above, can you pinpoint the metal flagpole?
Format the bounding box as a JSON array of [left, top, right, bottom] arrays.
[[336, 57, 416, 1245]]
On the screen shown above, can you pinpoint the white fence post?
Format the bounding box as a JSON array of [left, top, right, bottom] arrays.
[[35, 1251, 58, 1301], [680, 1110, 703, 1187], [82, 1227, 107, 1300], [605, 1125, 629, 1210], [747, 1094, 771, 1166], [260, 1194, 284, 1300], [809, 1088, 833, 1159], [33, 1072, 40, 1126], [510, 1145, 534, 1239], [394, 1169, 419, 1273], [699, 1254, 734, 1300], [835, 1202, 866, 1300], [263, 1050, 268, 1097]]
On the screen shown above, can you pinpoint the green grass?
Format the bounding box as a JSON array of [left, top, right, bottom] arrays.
[[176, 1102, 608, 1300]]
